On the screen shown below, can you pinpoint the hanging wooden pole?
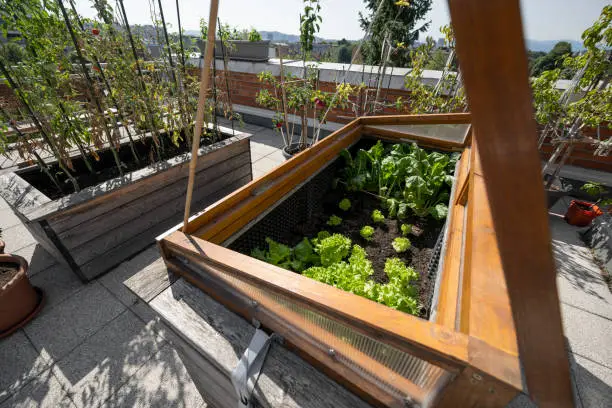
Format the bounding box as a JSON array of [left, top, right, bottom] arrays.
[[182, 0, 219, 232]]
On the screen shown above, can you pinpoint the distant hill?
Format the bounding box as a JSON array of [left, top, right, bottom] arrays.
[[525, 39, 585, 52]]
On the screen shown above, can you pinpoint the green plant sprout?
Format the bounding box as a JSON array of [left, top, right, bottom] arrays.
[[339, 198, 351, 211], [400, 224, 412, 236], [392, 237, 411, 253], [372, 209, 385, 224], [248, 28, 262, 42], [360, 225, 375, 241], [327, 215, 343, 226]]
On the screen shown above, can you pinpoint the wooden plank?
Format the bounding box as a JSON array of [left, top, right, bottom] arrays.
[[0, 172, 51, 216], [57, 151, 251, 250], [362, 125, 465, 150], [78, 174, 251, 280], [70, 161, 251, 265], [26, 134, 250, 225], [149, 278, 374, 408], [183, 118, 362, 234], [162, 231, 470, 370], [197, 128, 361, 243], [123, 257, 177, 303], [358, 113, 472, 126], [168, 258, 429, 406], [449, 0, 573, 406], [435, 148, 470, 329]]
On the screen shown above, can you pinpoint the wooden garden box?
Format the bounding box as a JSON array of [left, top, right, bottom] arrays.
[[0, 133, 252, 282], [157, 113, 539, 407]]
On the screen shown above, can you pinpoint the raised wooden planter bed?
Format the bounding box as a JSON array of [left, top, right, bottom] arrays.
[[156, 114, 542, 407], [0, 133, 252, 282]]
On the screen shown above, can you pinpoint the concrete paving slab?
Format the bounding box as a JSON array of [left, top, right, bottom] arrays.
[[571, 353, 612, 408], [265, 148, 287, 164], [98, 246, 161, 307], [0, 368, 75, 408], [250, 141, 281, 157], [0, 223, 36, 253], [0, 197, 9, 210], [24, 282, 126, 362], [253, 156, 281, 174], [0, 331, 53, 404], [29, 264, 85, 315], [52, 310, 165, 408], [12, 243, 57, 277], [0, 206, 22, 229], [561, 302, 612, 368], [101, 343, 207, 408]]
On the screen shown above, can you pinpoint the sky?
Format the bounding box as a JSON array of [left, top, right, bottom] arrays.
[[72, 0, 609, 42]]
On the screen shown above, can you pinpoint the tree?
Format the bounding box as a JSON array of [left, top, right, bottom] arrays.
[[337, 45, 352, 63], [0, 42, 25, 65], [531, 41, 573, 76], [359, 0, 432, 66]]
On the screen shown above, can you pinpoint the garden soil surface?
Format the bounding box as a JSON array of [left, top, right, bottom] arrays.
[[278, 188, 444, 317], [0, 262, 19, 287]]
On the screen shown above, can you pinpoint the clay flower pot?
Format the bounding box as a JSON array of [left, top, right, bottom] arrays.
[[0, 249, 44, 338], [564, 200, 603, 227]]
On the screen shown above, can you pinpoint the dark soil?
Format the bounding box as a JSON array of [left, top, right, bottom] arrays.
[[19, 129, 230, 200], [0, 262, 19, 288], [273, 189, 444, 316]]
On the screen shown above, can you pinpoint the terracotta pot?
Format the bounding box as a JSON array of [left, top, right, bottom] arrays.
[[0, 253, 43, 338], [564, 200, 603, 227]]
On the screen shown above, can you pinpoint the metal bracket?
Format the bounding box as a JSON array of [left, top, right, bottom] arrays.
[[231, 327, 280, 408]]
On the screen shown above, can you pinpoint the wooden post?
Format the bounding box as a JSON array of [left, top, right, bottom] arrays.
[[447, 0, 574, 407], [182, 0, 219, 231], [278, 47, 291, 146]]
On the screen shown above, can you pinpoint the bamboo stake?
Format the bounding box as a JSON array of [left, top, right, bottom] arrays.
[[182, 0, 219, 232], [278, 48, 291, 147]]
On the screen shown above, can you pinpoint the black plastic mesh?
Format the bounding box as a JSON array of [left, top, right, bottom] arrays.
[[229, 160, 341, 254], [422, 223, 446, 320]]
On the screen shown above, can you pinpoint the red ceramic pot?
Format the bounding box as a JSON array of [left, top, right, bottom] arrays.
[[564, 200, 603, 227]]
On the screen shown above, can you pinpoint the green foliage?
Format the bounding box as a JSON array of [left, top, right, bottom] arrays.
[[248, 28, 262, 42], [581, 182, 608, 197], [372, 209, 386, 223], [337, 45, 352, 63], [530, 41, 574, 77], [315, 233, 352, 266], [341, 141, 457, 220], [360, 225, 375, 241], [339, 198, 351, 211], [300, 0, 322, 60], [359, 0, 432, 66], [392, 237, 411, 253], [0, 42, 25, 65], [326, 215, 343, 226], [400, 223, 412, 236], [251, 237, 320, 272]]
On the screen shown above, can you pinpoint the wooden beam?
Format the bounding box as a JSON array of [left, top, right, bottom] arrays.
[[358, 113, 472, 126], [183, 0, 219, 230], [448, 0, 573, 406]]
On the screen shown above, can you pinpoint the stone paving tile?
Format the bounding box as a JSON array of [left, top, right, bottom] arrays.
[[98, 246, 161, 307], [12, 243, 58, 277], [253, 156, 282, 174], [0, 206, 22, 229], [0, 368, 75, 408], [52, 310, 165, 408], [571, 353, 612, 408], [24, 282, 126, 362], [561, 302, 612, 368], [249, 141, 280, 157], [29, 264, 85, 314], [265, 148, 287, 164], [100, 344, 207, 408], [0, 223, 36, 253], [0, 331, 53, 404]]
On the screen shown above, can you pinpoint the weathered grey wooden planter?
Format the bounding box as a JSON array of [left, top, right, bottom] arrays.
[[0, 134, 252, 282]]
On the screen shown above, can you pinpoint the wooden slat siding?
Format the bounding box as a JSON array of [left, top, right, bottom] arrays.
[[449, 0, 573, 406], [468, 148, 518, 356], [358, 113, 472, 126], [149, 278, 374, 408], [435, 147, 470, 329], [0, 173, 50, 217], [70, 160, 251, 266], [123, 257, 177, 303], [362, 125, 465, 149], [27, 134, 249, 228], [78, 174, 252, 280], [194, 127, 362, 242], [183, 118, 362, 234], [161, 232, 524, 392], [167, 259, 428, 407], [58, 151, 251, 250]]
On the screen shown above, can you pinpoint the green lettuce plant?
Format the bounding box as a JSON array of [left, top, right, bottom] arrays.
[[339, 198, 351, 211], [360, 225, 374, 241], [372, 209, 385, 224], [400, 223, 412, 236], [326, 215, 342, 226], [315, 234, 352, 266], [392, 237, 411, 253]]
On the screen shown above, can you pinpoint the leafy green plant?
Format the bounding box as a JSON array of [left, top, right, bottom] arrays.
[[339, 198, 351, 211], [360, 225, 375, 241], [315, 234, 352, 266], [581, 182, 607, 197], [326, 215, 342, 226], [372, 209, 385, 224], [248, 28, 262, 42], [400, 224, 412, 236], [392, 237, 411, 253], [251, 237, 320, 272]]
